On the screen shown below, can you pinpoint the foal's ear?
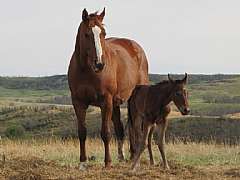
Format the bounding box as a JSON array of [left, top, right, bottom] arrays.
[[82, 8, 89, 22], [182, 73, 188, 84], [99, 7, 105, 22], [168, 74, 174, 83]]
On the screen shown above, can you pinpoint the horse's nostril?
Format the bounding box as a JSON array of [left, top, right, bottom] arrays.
[[95, 63, 104, 71]]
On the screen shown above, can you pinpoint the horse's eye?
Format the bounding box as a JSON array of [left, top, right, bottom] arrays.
[[102, 31, 106, 36]]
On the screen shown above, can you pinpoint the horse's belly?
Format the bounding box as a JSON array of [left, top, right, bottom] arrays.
[[74, 85, 104, 106]]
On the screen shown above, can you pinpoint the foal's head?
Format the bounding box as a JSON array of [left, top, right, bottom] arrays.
[[77, 8, 107, 73], [168, 73, 190, 115]]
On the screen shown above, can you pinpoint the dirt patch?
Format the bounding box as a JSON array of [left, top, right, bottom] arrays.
[[0, 157, 239, 180]]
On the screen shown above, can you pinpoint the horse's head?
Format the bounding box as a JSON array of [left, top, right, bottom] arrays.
[[77, 8, 106, 73], [168, 73, 190, 115]]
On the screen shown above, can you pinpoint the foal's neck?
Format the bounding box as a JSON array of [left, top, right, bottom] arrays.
[[154, 82, 175, 107]]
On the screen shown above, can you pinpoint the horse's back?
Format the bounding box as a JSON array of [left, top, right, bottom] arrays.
[[106, 38, 149, 101], [107, 38, 145, 59]]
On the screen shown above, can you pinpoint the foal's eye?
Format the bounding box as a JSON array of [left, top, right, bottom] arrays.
[[175, 91, 182, 96]]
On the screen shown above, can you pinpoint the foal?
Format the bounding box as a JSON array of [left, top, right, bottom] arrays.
[[128, 73, 190, 170]]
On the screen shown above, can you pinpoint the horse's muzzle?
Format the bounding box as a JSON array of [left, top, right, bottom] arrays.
[[94, 63, 105, 72]]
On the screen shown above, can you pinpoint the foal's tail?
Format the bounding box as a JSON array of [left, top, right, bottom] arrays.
[[127, 89, 135, 128], [127, 86, 141, 128], [125, 95, 133, 133], [127, 91, 135, 159]]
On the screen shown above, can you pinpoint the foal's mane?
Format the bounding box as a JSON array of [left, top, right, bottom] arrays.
[[155, 79, 183, 86], [89, 12, 98, 17], [156, 80, 170, 85]]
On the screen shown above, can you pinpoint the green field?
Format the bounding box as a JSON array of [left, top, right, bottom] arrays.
[[1, 74, 240, 179]]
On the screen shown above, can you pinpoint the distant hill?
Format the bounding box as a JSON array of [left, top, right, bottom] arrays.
[[0, 75, 68, 90], [0, 74, 239, 90]]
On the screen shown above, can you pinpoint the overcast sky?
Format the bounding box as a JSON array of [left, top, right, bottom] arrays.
[[0, 0, 240, 76]]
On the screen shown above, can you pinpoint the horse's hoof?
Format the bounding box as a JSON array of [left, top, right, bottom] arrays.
[[104, 162, 112, 169], [79, 162, 88, 171]]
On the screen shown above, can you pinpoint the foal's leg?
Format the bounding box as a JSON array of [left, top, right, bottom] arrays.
[[131, 121, 152, 171], [112, 106, 125, 161], [128, 123, 136, 160], [147, 125, 155, 165], [156, 120, 169, 169], [101, 94, 113, 168], [72, 99, 88, 170]]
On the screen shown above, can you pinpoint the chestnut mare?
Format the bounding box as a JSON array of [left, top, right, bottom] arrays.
[[68, 8, 149, 168], [128, 74, 190, 171]]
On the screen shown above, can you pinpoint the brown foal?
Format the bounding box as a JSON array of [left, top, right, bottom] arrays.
[[128, 73, 190, 171]]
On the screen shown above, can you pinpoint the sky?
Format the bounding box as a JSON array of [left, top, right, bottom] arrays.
[[0, 0, 240, 76]]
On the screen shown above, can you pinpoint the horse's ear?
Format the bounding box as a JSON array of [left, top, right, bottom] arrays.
[[182, 73, 188, 84], [82, 8, 89, 22], [168, 74, 174, 83], [99, 7, 105, 22]]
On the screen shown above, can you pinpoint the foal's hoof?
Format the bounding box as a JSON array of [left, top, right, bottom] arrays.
[[79, 162, 88, 171], [128, 169, 137, 174], [163, 164, 170, 170], [118, 154, 125, 162], [130, 162, 140, 172], [150, 160, 154, 166]]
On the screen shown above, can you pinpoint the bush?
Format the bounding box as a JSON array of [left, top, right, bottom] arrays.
[[5, 125, 25, 138]]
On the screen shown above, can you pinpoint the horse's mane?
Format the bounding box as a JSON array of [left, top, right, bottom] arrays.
[[87, 12, 105, 28]]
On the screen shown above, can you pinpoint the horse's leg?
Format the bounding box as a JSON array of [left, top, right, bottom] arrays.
[[72, 99, 88, 170], [156, 120, 169, 169], [148, 125, 155, 165], [101, 95, 113, 168], [131, 121, 151, 171], [112, 106, 125, 161]]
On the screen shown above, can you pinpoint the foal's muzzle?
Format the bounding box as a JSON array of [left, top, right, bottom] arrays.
[[182, 107, 190, 115]]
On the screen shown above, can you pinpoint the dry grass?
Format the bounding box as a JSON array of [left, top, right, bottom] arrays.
[[0, 138, 240, 179]]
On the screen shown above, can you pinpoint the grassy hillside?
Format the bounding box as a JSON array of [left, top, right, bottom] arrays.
[[1, 74, 240, 179], [1, 74, 240, 144]]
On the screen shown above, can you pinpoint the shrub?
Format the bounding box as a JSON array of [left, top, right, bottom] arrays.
[[5, 125, 25, 138]]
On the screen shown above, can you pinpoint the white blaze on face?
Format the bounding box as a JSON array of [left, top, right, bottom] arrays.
[[92, 26, 102, 64]]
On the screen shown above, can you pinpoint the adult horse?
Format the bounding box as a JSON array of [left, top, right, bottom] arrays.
[[68, 8, 149, 169]]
